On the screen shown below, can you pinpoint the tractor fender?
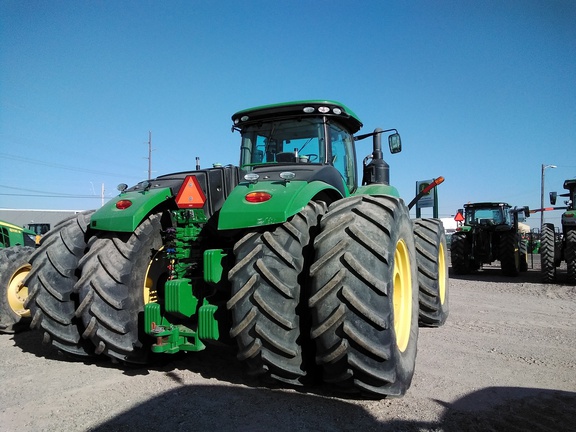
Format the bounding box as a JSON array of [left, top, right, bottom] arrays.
[[218, 180, 342, 230], [89, 187, 173, 232], [353, 183, 400, 199]]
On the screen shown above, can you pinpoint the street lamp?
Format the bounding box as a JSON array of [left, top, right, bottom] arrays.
[[540, 164, 557, 229]]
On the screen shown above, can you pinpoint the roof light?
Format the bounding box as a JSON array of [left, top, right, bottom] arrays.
[[240, 115, 249, 122], [318, 106, 329, 113], [245, 192, 271, 203], [303, 107, 314, 113], [279, 171, 296, 181], [116, 200, 133, 210], [244, 173, 260, 183], [333, 107, 342, 115]]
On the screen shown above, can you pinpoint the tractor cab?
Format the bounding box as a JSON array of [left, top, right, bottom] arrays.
[[233, 101, 361, 194], [232, 100, 401, 196], [463, 202, 511, 227]]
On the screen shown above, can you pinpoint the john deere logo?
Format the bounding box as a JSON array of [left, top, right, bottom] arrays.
[[419, 182, 431, 194]]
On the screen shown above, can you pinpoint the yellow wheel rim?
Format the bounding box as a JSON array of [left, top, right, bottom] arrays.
[[393, 239, 412, 353], [7, 264, 31, 318], [438, 242, 446, 305], [143, 248, 165, 304]]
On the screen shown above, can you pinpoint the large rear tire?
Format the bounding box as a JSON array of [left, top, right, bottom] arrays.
[[500, 230, 520, 276], [566, 230, 576, 285], [25, 211, 95, 356], [0, 246, 34, 333], [540, 224, 556, 283], [413, 218, 449, 327], [75, 213, 168, 363], [309, 195, 418, 397], [227, 201, 326, 385]]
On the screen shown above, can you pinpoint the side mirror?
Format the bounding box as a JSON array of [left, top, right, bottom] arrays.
[[388, 133, 402, 154], [524, 206, 530, 218], [549, 191, 557, 205]]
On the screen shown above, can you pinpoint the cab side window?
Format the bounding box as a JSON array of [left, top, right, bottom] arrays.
[[330, 125, 356, 193]]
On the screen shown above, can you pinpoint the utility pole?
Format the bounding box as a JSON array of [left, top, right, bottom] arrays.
[[540, 163, 557, 229], [148, 131, 152, 180]]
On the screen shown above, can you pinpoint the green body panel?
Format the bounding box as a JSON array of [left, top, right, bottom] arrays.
[[218, 180, 342, 230], [90, 187, 173, 232], [353, 184, 400, 198]]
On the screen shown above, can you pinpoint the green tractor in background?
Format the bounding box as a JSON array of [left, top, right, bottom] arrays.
[[0, 220, 36, 333], [24, 100, 448, 398], [450, 202, 530, 276], [541, 178, 576, 284]]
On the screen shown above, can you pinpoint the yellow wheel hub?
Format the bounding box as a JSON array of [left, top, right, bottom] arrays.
[[7, 264, 31, 318], [393, 239, 412, 352]]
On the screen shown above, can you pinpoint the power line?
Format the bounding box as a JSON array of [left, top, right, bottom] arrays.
[[0, 184, 112, 199], [0, 193, 104, 199], [0, 152, 142, 179]]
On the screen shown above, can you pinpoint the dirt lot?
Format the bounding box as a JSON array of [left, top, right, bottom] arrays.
[[1, 256, 575, 432]]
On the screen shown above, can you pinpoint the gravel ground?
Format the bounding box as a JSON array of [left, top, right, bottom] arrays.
[[1, 256, 575, 432]]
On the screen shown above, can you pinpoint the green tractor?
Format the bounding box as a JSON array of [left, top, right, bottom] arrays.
[[0, 220, 36, 333], [541, 178, 576, 284], [24, 100, 448, 397], [450, 202, 530, 276]]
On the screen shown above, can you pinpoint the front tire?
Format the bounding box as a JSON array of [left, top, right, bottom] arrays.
[[0, 247, 34, 333], [227, 201, 326, 385], [309, 195, 418, 397], [500, 230, 520, 276], [413, 218, 449, 327], [540, 224, 556, 283], [566, 230, 576, 285], [519, 238, 529, 272], [450, 233, 471, 275]]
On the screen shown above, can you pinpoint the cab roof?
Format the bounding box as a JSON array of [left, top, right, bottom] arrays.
[[232, 100, 364, 134]]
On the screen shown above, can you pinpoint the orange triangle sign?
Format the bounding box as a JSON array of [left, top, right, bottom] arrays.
[[176, 175, 206, 208]]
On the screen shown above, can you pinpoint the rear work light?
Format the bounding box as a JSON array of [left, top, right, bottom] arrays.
[[245, 192, 271, 203], [176, 175, 207, 209], [116, 200, 133, 210]]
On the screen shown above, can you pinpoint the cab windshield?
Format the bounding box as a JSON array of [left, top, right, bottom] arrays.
[[466, 207, 510, 225], [238, 118, 356, 192], [239, 118, 325, 166]]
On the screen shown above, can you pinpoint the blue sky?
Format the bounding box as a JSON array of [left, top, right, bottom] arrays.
[[1, 0, 575, 229]]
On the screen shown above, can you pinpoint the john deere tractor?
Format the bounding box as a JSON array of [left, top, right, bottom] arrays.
[[451, 202, 530, 276], [24, 100, 448, 397], [0, 220, 36, 333], [541, 178, 576, 284]]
